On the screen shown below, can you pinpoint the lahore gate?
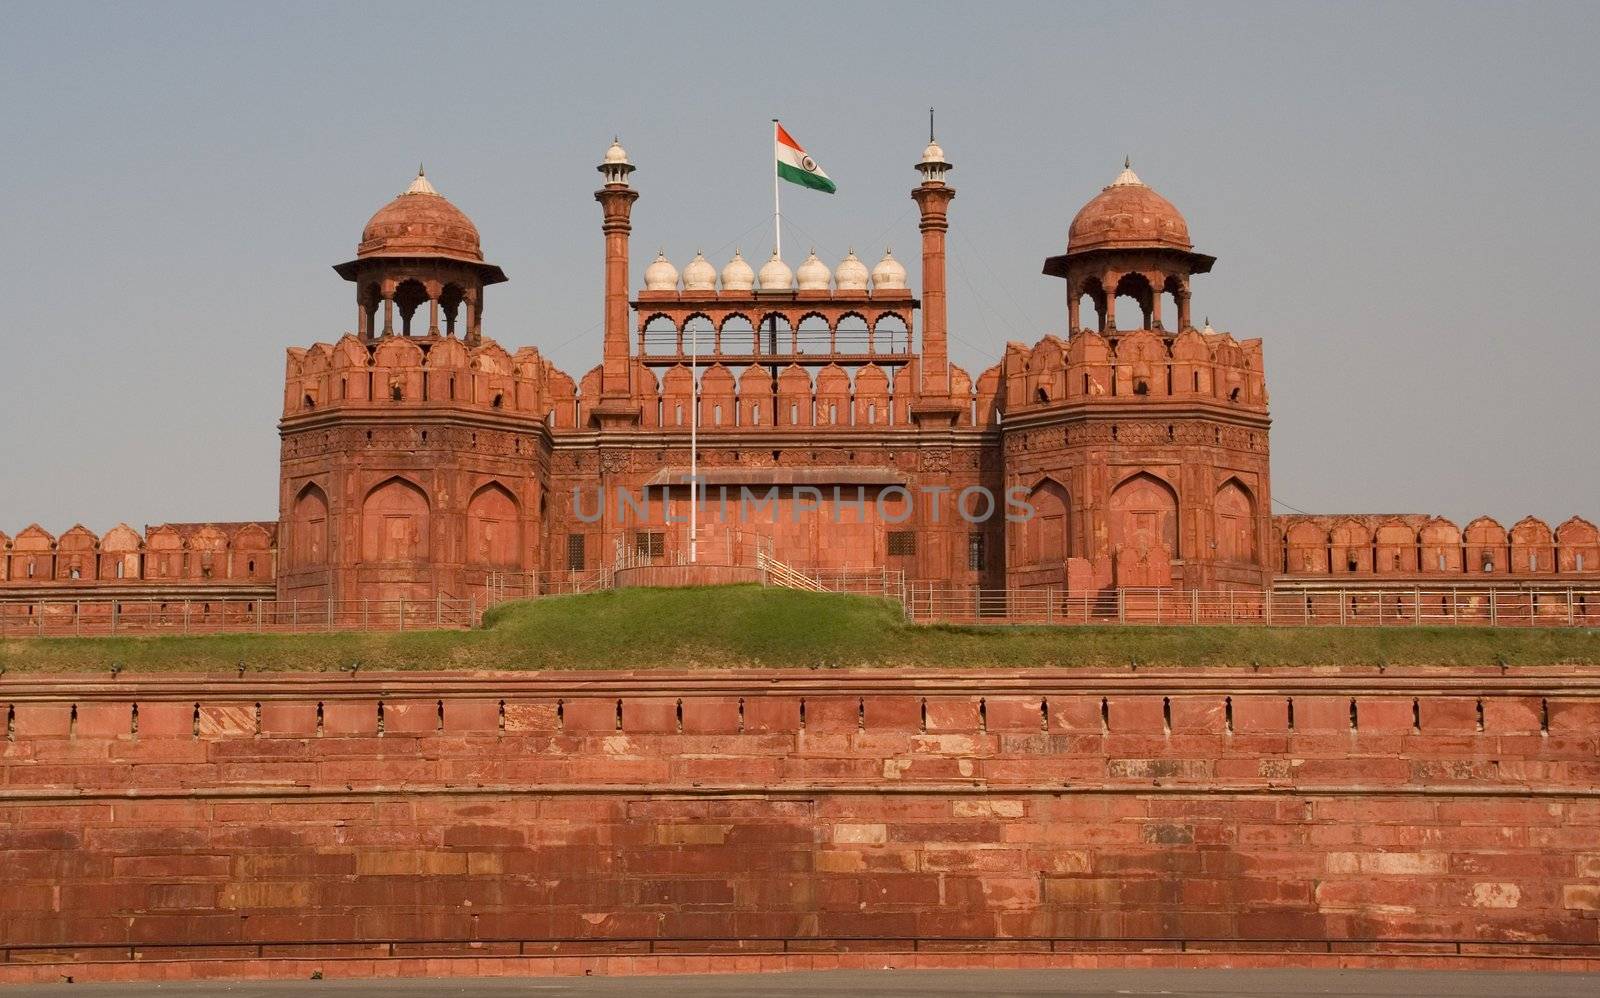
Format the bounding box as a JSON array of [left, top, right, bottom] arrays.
[[1, 137, 1595, 606]]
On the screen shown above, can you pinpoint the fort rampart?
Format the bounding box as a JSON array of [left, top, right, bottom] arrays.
[[3, 669, 1597, 982]]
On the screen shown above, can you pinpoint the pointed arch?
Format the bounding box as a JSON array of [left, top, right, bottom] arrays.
[[1021, 476, 1071, 566], [290, 482, 330, 569], [1212, 477, 1256, 563], [1108, 472, 1179, 558], [467, 481, 521, 568], [361, 476, 430, 564]]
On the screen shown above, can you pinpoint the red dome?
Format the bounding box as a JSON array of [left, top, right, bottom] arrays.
[[1066, 167, 1191, 255], [357, 173, 483, 262]]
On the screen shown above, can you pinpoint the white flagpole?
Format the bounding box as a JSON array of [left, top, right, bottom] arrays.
[[689, 312, 698, 564], [772, 118, 782, 259]]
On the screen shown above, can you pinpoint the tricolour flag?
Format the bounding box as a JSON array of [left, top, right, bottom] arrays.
[[775, 123, 837, 194]]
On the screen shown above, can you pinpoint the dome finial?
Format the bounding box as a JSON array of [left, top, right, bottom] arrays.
[[1124, 154, 1130, 169], [418, 162, 425, 177], [404, 166, 438, 195]]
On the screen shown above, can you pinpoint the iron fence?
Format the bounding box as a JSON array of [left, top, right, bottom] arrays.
[[905, 584, 1600, 628], [0, 596, 480, 638]]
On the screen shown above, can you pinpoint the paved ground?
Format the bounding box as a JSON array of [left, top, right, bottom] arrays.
[[9, 968, 1599, 996]]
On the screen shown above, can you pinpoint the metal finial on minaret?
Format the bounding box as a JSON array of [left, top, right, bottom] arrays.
[[917, 114, 951, 183], [929, 107, 935, 142], [1124, 154, 1130, 169], [418, 162, 425, 177]]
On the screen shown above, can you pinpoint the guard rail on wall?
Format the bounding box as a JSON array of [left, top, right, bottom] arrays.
[[905, 584, 1600, 627], [0, 596, 480, 638]]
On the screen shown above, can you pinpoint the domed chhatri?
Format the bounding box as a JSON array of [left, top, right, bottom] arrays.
[[1064, 160, 1191, 255], [758, 251, 794, 290], [796, 249, 831, 291], [720, 249, 755, 291], [643, 250, 679, 291], [682, 251, 716, 292], [871, 248, 907, 290], [834, 248, 869, 291], [357, 167, 485, 262]]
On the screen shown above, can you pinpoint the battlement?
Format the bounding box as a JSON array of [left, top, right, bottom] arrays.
[[283, 333, 582, 430], [1276, 513, 1600, 578], [1000, 327, 1266, 414], [0, 521, 275, 587]]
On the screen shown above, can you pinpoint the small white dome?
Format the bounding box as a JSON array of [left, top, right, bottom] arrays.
[[796, 248, 830, 291], [603, 137, 630, 165], [835, 248, 869, 291], [682, 251, 716, 291], [758, 252, 793, 290], [871, 248, 907, 290], [721, 249, 755, 291], [643, 250, 678, 291], [921, 141, 947, 165]]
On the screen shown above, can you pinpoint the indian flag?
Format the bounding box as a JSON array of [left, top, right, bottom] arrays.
[[775, 122, 837, 194]]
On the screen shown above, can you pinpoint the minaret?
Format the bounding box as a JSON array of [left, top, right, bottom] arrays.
[[593, 138, 641, 425], [910, 114, 960, 423]]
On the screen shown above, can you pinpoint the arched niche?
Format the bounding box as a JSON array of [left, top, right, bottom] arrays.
[[290, 483, 330, 569], [466, 482, 521, 568], [1108, 472, 1178, 559], [1213, 479, 1256, 563], [1022, 478, 1070, 566], [362, 477, 430, 564]]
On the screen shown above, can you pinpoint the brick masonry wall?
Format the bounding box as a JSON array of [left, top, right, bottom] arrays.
[[2, 670, 1598, 974]]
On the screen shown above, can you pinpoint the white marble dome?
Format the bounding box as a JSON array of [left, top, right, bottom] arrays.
[[871, 248, 907, 290], [721, 249, 754, 291], [682, 251, 716, 292], [796, 249, 830, 291], [603, 138, 630, 165], [834, 248, 869, 291], [758, 251, 793, 290], [921, 140, 947, 165], [643, 250, 678, 291]]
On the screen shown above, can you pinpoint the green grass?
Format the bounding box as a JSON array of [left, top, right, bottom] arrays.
[[1, 584, 1596, 673]]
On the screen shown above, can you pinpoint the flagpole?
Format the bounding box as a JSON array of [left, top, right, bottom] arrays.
[[771, 118, 781, 259], [689, 309, 698, 564]]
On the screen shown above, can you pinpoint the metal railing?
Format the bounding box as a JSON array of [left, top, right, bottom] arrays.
[[905, 584, 1600, 627], [0, 596, 480, 638]]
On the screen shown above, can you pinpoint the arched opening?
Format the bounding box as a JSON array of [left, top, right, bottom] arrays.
[[1109, 472, 1179, 558], [720, 313, 756, 353], [361, 283, 382, 337], [1112, 273, 1155, 331], [1213, 479, 1255, 563], [874, 313, 909, 354], [393, 280, 429, 337], [439, 284, 466, 337], [682, 313, 714, 358], [1161, 275, 1185, 331], [758, 314, 792, 356], [466, 482, 520, 568], [1075, 276, 1107, 332], [836, 312, 869, 353], [290, 483, 329, 569], [1023, 479, 1069, 565], [642, 314, 677, 355], [361, 477, 430, 563]]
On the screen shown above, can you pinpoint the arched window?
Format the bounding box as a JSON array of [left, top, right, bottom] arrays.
[[393, 280, 429, 336]]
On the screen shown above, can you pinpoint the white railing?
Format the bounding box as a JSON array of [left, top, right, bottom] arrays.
[[0, 596, 480, 638], [904, 584, 1600, 628]]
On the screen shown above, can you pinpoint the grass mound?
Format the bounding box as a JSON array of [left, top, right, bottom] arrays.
[[1, 584, 1596, 673]]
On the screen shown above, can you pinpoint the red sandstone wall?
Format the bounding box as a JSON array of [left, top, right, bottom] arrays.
[[3, 672, 1598, 968]]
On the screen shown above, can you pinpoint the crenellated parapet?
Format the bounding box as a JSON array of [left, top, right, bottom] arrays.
[[1274, 513, 1599, 579], [995, 326, 1266, 414], [0, 521, 276, 588]]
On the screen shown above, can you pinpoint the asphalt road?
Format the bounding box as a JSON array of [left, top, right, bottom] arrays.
[[8, 969, 1599, 996]]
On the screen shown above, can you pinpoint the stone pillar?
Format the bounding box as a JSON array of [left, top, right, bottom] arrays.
[[382, 298, 394, 336], [1176, 287, 1192, 331], [1067, 279, 1080, 333], [428, 297, 440, 337], [912, 180, 955, 397], [595, 183, 640, 403]]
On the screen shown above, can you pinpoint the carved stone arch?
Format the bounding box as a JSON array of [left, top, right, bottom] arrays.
[[466, 480, 521, 569], [1374, 519, 1419, 573], [289, 481, 330, 569], [1509, 515, 1555, 574], [361, 476, 430, 564], [1462, 516, 1508, 574], [1284, 519, 1331, 575], [1021, 476, 1071, 566], [1328, 518, 1374, 574], [1212, 477, 1256, 563], [1108, 471, 1179, 560], [1555, 516, 1600, 573], [1419, 516, 1463, 573]]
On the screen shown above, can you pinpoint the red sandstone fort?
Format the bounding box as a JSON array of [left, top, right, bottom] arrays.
[[2, 138, 1595, 605]]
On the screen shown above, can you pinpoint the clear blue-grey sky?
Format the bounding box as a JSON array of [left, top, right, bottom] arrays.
[[1, 1, 1596, 533]]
